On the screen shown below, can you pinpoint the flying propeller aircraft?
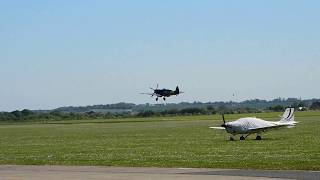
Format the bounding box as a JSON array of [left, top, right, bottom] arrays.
[[210, 108, 298, 141], [141, 84, 184, 101]]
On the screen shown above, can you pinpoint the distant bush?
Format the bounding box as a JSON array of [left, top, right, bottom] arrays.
[[180, 108, 205, 115], [137, 110, 156, 117], [310, 102, 320, 110], [268, 105, 285, 112], [1, 99, 319, 123]]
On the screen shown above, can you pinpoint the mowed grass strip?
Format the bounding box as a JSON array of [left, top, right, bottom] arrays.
[[0, 111, 319, 170]]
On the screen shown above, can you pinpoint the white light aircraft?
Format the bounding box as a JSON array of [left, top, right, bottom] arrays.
[[210, 108, 297, 140]]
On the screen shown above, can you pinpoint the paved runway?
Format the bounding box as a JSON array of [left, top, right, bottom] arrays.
[[0, 165, 319, 180]]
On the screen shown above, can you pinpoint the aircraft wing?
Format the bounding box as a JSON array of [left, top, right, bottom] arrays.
[[209, 127, 225, 130], [247, 124, 294, 133]]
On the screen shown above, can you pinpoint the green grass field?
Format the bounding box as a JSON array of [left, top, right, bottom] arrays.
[[0, 111, 319, 170]]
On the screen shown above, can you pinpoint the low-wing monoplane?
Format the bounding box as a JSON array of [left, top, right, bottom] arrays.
[[210, 108, 298, 140], [141, 84, 183, 101]]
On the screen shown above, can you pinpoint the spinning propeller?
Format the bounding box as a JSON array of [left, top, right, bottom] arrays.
[[221, 114, 227, 128], [150, 84, 159, 91], [148, 84, 159, 97]]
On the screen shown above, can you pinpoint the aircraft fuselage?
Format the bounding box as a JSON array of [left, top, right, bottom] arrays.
[[224, 117, 276, 135], [154, 89, 176, 97]]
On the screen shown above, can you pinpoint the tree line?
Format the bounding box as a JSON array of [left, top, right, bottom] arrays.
[[1, 101, 319, 122]]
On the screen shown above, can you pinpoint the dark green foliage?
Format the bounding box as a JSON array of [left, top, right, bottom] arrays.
[[21, 109, 34, 116], [206, 105, 216, 114], [54, 102, 135, 112], [137, 110, 156, 117], [1, 98, 320, 122], [180, 108, 205, 115], [49, 98, 320, 113], [310, 101, 320, 110], [161, 109, 179, 115], [11, 110, 22, 120], [268, 105, 285, 112], [291, 101, 306, 109]]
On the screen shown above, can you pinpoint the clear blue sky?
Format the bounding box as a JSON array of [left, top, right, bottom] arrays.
[[1, 1, 320, 111]]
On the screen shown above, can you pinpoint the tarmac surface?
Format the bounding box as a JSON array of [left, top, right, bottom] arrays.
[[0, 165, 319, 180]]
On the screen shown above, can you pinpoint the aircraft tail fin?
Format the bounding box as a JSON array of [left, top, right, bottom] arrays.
[[174, 86, 180, 94], [279, 108, 295, 123]]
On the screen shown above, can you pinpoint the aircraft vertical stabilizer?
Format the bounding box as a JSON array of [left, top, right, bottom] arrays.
[[279, 108, 295, 123], [175, 86, 180, 94]]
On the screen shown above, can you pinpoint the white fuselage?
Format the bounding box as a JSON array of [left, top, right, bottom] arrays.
[[224, 117, 276, 135]]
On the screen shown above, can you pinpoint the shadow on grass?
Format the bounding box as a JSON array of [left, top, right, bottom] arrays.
[[221, 136, 283, 142]]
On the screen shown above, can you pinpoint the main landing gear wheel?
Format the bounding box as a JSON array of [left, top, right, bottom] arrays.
[[256, 136, 262, 140], [163, 97, 166, 101], [156, 97, 158, 101], [240, 136, 245, 140]]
